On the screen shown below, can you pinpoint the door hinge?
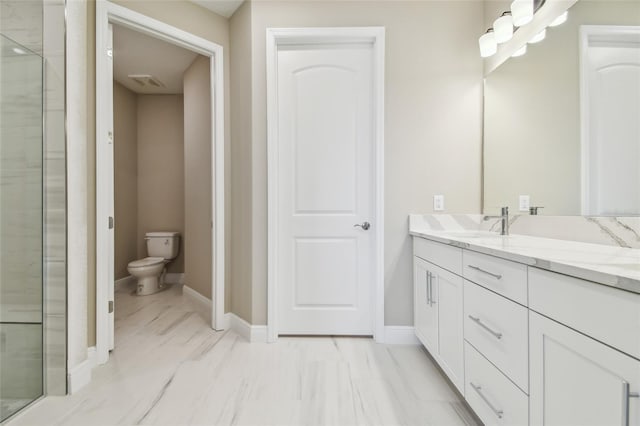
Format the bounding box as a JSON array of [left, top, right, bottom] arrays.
[[107, 131, 113, 144], [107, 48, 113, 58], [108, 300, 114, 314], [108, 216, 114, 229]]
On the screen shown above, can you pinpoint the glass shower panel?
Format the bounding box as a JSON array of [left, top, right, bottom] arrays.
[[0, 34, 44, 422]]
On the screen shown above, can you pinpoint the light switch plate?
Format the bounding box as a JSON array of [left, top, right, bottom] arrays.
[[434, 194, 445, 211], [519, 195, 530, 211]]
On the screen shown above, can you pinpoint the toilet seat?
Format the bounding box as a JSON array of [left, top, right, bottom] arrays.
[[128, 257, 164, 268]]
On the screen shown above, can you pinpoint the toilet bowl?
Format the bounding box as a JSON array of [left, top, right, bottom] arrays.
[[127, 232, 180, 296], [127, 257, 166, 296]]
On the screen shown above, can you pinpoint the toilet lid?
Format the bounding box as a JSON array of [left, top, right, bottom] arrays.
[[128, 257, 164, 268]]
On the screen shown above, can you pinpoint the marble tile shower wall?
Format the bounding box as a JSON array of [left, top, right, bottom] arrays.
[[0, 0, 67, 398], [42, 0, 66, 396], [410, 214, 640, 249]]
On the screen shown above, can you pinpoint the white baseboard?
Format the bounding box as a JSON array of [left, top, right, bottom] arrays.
[[115, 275, 135, 290], [227, 313, 267, 343], [165, 272, 185, 285], [182, 284, 212, 324], [67, 346, 97, 394], [384, 326, 420, 345]]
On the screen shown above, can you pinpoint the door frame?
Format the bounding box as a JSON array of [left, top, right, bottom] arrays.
[[579, 25, 640, 215], [95, 0, 226, 364], [265, 27, 385, 343]]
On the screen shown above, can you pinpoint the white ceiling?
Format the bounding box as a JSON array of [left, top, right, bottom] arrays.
[[113, 25, 199, 95], [191, 0, 244, 18]]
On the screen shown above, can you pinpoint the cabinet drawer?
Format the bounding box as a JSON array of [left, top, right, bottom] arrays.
[[463, 250, 527, 305], [464, 280, 529, 392], [465, 342, 529, 426], [529, 267, 640, 360], [413, 237, 462, 275]]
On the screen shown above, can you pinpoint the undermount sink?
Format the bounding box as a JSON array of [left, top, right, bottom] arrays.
[[438, 231, 501, 238]]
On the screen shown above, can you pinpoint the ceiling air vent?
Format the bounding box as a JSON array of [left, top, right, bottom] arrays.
[[127, 74, 165, 88]]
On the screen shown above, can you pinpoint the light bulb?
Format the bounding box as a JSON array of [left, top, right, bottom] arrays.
[[512, 44, 527, 57], [549, 11, 568, 27], [479, 29, 497, 58], [529, 28, 546, 44], [494, 12, 514, 44], [511, 0, 533, 27]]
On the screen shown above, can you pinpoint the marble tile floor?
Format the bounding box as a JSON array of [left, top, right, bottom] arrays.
[[9, 283, 477, 426]]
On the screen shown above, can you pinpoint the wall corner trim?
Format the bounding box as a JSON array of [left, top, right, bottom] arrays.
[[227, 313, 268, 343], [383, 326, 421, 345], [67, 346, 97, 394]]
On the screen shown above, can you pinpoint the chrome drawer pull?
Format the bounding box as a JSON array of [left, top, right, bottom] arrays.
[[470, 382, 503, 419], [622, 381, 640, 426], [468, 265, 502, 280], [468, 315, 503, 339]]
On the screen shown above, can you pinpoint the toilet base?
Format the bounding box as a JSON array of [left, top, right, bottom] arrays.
[[135, 269, 169, 296]]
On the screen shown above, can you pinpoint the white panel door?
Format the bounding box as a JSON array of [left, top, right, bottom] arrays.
[[107, 23, 115, 351], [277, 44, 374, 335], [584, 32, 640, 215], [530, 311, 640, 426]]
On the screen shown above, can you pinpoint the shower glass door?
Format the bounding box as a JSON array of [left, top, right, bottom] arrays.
[[0, 33, 44, 422]]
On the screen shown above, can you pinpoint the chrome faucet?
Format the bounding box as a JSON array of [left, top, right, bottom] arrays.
[[484, 206, 509, 235]]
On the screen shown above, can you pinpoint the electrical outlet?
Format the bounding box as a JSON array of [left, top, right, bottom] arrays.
[[519, 195, 530, 211], [433, 194, 445, 211]]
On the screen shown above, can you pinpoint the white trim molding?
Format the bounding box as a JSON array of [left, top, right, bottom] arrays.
[[95, 0, 226, 366], [114, 275, 135, 290], [183, 285, 213, 325], [67, 347, 97, 394], [266, 27, 386, 344], [227, 313, 268, 343], [384, 326, 421, 345]]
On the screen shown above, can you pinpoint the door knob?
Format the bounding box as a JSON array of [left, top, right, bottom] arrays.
[[354, 222, 371, 231]]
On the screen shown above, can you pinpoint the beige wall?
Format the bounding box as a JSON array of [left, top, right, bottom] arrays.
[[183, 56, 212, 299], [483, 0, 640, 215], [229, 0, 253, 322], [238, 1, 484, 325], [85, 0, 230, 345], [113, 82, 138, 280], [136, 95, 185, 273]]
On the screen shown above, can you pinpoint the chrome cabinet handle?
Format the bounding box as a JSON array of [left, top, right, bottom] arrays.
[[354, 222, 371, 230], [468, 315, 503, 339], [467, 265, 502, 280], [623, 381, 640, 426], [429, 273, 435, 306], [426, 272, 431, 305], [470, 382, 504, 419]]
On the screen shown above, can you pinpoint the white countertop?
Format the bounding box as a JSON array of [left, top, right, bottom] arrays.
[[409, 227, 640, 295]]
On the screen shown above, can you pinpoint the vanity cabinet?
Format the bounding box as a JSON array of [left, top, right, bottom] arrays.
[[412, 233, 640, 426], [529, 311, 640, 426], [413, 240, 464, 393]]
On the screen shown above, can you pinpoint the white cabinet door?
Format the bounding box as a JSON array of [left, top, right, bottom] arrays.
[[414, 256, 464, 394], [436, 266, 464, 394], [414, 257, 438, 354], [530, 311, 640, 426]]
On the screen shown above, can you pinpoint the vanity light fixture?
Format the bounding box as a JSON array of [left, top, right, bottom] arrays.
[[510, 0, 534, 27], [494, 12, 514, 44], [512, 44, 527, 57], [548, 10, 568, 27], [529, 28, 546, 44], [479, 28, 498, 58]]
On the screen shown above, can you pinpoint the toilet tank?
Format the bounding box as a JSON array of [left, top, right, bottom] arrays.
[[145, 232, 180, 260]]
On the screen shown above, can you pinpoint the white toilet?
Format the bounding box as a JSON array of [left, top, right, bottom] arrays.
[[127, 231, 180, 296]]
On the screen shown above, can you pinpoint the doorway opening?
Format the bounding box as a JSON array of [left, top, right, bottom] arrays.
[[96, 1, 225, 365]]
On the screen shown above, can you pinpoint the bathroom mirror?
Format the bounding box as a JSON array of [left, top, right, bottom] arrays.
[[483, 0, 640, 216]]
